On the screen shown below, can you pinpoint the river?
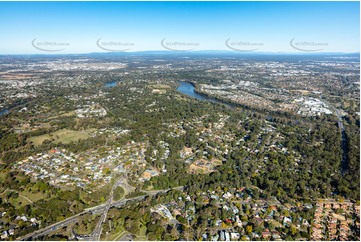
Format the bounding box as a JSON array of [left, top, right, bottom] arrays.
[[180, 84, 349, 175], [0, 109, 9, 117], [104, 80, 118, 88], [176, 81, 232, 107]]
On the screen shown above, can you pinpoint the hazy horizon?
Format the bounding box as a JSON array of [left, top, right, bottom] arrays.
[[0, 1, 359, 54]]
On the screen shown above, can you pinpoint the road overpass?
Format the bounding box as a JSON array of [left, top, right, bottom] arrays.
[[17, 186, 183, 241]]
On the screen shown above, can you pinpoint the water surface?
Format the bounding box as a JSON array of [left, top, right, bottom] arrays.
[[0, 109, 8, 117], [177, 81, 219, 103], [177, 81, 233, 107], [104, 81, 118, 88]]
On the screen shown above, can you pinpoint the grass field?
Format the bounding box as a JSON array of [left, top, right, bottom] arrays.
[[0, 189, 47, 208], [134, 235, 148, 241], [102, 226, 125, 241], [150, 84, 171, 89], [47, 111, 75, 120], [113, 186, 125, 201], [0, 171, 7, 180], [132, 225, 148, 241], [28, 128, 95, 146], [20, 190, 47, 203], [9, 196, 30, 208], [136, 226, 147, 239], [188, 164, 208, 174]]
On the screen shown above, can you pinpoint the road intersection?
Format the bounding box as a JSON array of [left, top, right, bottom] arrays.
[[16, 182, 183, 241]]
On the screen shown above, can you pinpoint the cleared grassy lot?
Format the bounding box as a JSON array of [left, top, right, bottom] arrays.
[[20, 190, 47, 203], [150, 84, 171, 89], [0, 189, 47, 208], [47, 111, 75, 120], [28, 128, 95, 146]]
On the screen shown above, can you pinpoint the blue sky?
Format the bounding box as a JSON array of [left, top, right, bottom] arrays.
[[0, 1, 359, 54]]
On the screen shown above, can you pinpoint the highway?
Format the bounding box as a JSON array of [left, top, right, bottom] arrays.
[[17, 185, 183, 241], [320, 97, 344, 131], [16, 212, 86, 241], [321, 97, 349, 175], [89, 177, 122, 241]]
